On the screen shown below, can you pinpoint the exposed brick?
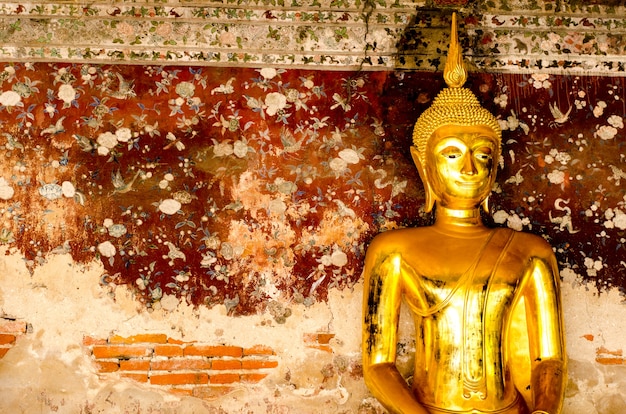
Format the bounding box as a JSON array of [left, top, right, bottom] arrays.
[[155, 344, 184, 357], [92, 345, 151, 359], [209, 373, 240, 384], [244, 345, 275, 356], [0, 334, 16, 345], [306, 344, 332, 353], [192, 386, 234, 399], [83, 336, 107, 346], [151, 358, 212, 371], [241, 359, 278, 370], [109, 334, 168, 344], [596, 346, 623, 356], [241, 373, 269, 383], [0, 347, 10, 359], [303, 333, 335, 352], [184, 345, 242, 358], [0, 321, 27, 334], [596, 357, 625, 365], [119, 359, 151, 371], [316, 333, 335, 345], [211, 359, 242, 370], [96, 361, 120, 373], [150, 372, 209, 385], [167, 337, 186, 345], [169, 388, 194, 396], [121, 372, 148, 383]]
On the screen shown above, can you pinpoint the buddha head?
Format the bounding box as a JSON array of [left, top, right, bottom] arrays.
[[410, 13, 501, 213]]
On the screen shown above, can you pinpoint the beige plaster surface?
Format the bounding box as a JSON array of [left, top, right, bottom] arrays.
[[0, 249, 625, 413]]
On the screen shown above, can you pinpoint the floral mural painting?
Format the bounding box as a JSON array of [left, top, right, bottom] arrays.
[[493, 72, 626, 293], [0, 64, 424, 315], [0, 64, 624, 315]]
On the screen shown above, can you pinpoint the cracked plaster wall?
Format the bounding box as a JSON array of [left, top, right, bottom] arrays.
[[0, 251, 371, 413], [2, 249, 626, 413]]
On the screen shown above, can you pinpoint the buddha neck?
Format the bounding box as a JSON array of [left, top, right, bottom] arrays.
[[432, 205, 488, 236]]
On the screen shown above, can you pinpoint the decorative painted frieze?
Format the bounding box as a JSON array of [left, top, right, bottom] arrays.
[[1, 1, 626, 74]]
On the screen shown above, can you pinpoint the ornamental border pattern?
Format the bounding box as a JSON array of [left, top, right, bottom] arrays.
[[0, 1, 626, 75]]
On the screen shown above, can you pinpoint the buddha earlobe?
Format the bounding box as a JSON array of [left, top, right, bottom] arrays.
[[410, 146, 436, 213], [423, 184, 436, 213], [481, 196, 490, 215]]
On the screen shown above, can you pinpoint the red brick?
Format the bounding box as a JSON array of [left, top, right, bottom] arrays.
[[150, 372, 209, 385], [211, 359, 242, 370], [0, 321, 27, 334], [596, 357, 625, 365], [92, 345, 151, 359], [316, 333, 335, 344], [596, 346, 623, 356], [244, 345, 275, 356], [167, 337, 186, 345], [121, 372, 148, 383], [209, 373, 240, 384], [192, 386, 234, 399], [119, 359, 151, 371], [303, 333, 335, 345], [83, 336, 107, 346], [0, 334, 16, 345], [241, 359, 278, 370], [169, 388, 194, 396], [0, 347, 10, 359], [155, 344, 183, 357], [96, 361, 120, 373], [241, 373, 268, 383], [184, 345, 242, 358], [109, 334, 168, 344], [151, 358, 212, 371], [306, 344, 332, 353]]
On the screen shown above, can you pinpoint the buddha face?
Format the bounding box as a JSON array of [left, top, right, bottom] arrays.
[[417, 124, 499, 210]]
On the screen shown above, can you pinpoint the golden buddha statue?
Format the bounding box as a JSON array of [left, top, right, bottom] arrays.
[[361, 13, 566, 414]]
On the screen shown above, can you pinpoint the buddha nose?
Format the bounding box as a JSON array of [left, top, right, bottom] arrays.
[[461, 154, 476, 175]]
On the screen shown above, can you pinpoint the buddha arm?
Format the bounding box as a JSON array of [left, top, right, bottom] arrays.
[[362, 245, 430, 414], [522, 253, 567, 414]]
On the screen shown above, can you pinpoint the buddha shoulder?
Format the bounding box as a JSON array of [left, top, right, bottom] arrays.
[[366, 227, 432, 254], [506, 230, 556, 262]]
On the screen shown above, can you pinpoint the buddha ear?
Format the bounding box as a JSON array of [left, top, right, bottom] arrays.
[[410, 146, 436, 213], [481, 196, 490, 214]]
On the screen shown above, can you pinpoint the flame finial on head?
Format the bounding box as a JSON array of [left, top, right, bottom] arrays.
[[412, 12, 501, 165], [443, 12, 467, 89]]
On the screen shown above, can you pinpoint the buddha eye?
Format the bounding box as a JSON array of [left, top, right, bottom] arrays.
[[474, 147, 493, 162], [440, 146, 463, 160]]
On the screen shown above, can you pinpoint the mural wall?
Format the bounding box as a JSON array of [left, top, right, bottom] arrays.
[[0, 63, 625, 314]]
